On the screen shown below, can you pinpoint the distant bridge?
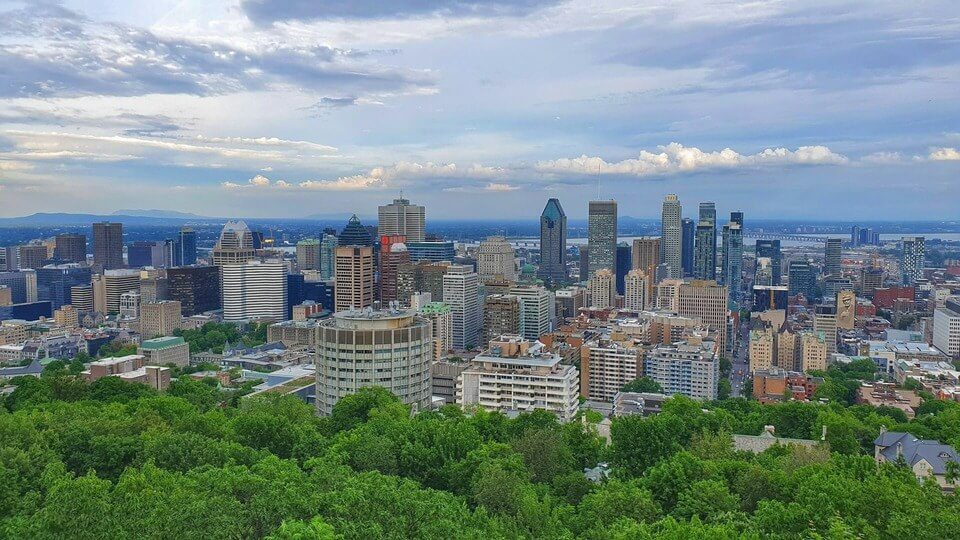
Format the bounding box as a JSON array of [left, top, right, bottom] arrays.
[[742, 232, 832, 243]]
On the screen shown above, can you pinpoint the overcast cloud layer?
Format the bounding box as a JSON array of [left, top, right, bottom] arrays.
[[0, 0, 957, 220]]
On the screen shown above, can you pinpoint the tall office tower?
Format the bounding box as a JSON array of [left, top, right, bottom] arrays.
[[221, 260, 288, 321], [699, 202, 717, 276], [509, 284, 556, 341], [483, 294, 520, 343], [397, 261, 450, 305], [632, 237, 661, 289], [823, 238, 843, 278], [70, 285, 94, 313], [477, 236, 517, 282], [296, 239, 321, 270], [443, 265, 480, 349], [788, 260, 816, 300], [339, 214, 374, 246], [694, 220, 716, 280], [538, 198, 568, 284], [212, 221, 257, 266], [314, 308, 433, 416], [587, 268, 615, 308], [587, 200, 617, 277], [17, 244, 48, 270], [813, 305, 838, 356], [677, 280, 729, 354], [623, 269, 648, 310], [900, 236, 925, 285], [127, 241, 166, 268], [578, 246, 589, 281], [615, 243, 631, 296], [660, 194, 682, 279], [92, 222, 124, 270], [755, 240, 783, 285], [320, 234, 339, 280], [334, 246, 374, 312], [406, 241, 455, 263], [850, 226, 861, 247], [721, 221, 743, 308], [140, 301, 182, 338], [36, 264, 91, 310], [379, 235, 410, 303], [681, 218, 695, 277], [377, 198, 426, 243], [54, 234, 87, 263], [167, 266, 221, 315], [99, 269, 141, 313], [174, 227, 197, 266]]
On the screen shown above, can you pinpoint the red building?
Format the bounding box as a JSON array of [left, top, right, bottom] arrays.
[[873, 286, 915, 310], [379, 235, 410, 304]]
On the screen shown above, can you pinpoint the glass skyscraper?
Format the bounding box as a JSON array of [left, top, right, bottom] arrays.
[[755, 239, 782, 285], [660, 194, 682, 279], [587, 200, 617, 278], [681, 218, 695, 277], [538, 198, 568, 284]]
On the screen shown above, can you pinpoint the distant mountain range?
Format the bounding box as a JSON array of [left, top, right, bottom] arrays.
[[0, 212, 216, 227], [112, 209, 214, 219]]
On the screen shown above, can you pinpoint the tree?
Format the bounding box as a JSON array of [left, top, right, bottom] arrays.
[[621, 376, 663, 394], [673, 479, 740, 521], [329, 387, 404, 432], [717, 379, 732, 400], [268, 517, 337, 539]]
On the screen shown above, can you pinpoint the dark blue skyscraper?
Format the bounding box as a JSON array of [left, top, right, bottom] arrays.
[[36, 264, 91, 310], [538, 198, 568, 284], [694, 202, 717, 280], [339, 215, 374, 246], [681, 218, 695, 277], [174, 227, 197, 266], [755, 240, 782, 285], [615, 243, 631, 296], [788, 260, 816, 300]]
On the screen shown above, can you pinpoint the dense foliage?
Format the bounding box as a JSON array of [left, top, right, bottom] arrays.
[[173, 322, 268, 354], [2, 372, 960, 539]]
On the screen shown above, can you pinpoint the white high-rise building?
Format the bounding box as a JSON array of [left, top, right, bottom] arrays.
[[508, 284, 556, 341], [477, 236, 517, 282], [624, 269, 648, 310], [212, 221, 257, 266], [587, 268, 615, 308], [443, 265, 480, 350], [661, 194, 682, 279], [933, 299, 960, 359], [378, 198, 426, 243], [644, 337, 718, 401], [900, 236, 925, 285], [221, 260, 288, 321]]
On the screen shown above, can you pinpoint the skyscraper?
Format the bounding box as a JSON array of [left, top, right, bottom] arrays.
[[681, 218, 695, 277], [578, 246, 589, 281], [477, 236, 517, 282], [175, 227, 197, 266], [483, 294, 520, 343], [296, 239, 321, 270], [755, 240, 783, 285], [334, 246, 374, 312], [697, 202, 717, 279], [127, 241, 166, 268], [900, 236, 925, 285], [677, 280, 729, 353], [694, 220, 715, 280], [378, 198, 426, 243], [587, 200, 617, 277], [93, 222, 124, 269], [221, 260, 288, 321], [615, 243, 631, 296], [443, 265, 480, 350], [379, 235, 410, 303], [788, 260, 816, 300], [721, 220, 743, 308], [212, 221, 256, 266], [36, 264, 91, 310], [660, 194, 682, 279], [624, 269, 648, 310], [167, 266, 221, 316], [823, 238, 842, 278], [54, 234, 87, 264], [17, 244, 48, 270], [509, 284, 556, 341], [538, 198, 568, 284], [339, 214, 374, 246], [320, 233, 338, 280]]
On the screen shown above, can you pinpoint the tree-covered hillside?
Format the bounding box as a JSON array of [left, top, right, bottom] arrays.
[[2, 370, 960, 539]]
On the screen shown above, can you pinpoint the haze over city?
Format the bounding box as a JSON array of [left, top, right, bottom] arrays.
[[1, 0, 958, 219]]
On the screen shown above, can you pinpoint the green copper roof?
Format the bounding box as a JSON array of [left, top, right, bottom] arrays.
[[140, 336, 186, 350]]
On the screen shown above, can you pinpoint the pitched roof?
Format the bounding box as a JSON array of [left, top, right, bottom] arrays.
[[875, 431, 960, 475]]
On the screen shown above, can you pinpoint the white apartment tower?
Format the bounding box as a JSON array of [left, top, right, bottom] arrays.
[[508, 284, 556, 342], [221, 260, 288, 321], [624, 269, 648, 310], [443, 265, 480, 350], [661, 194, 683, 279]]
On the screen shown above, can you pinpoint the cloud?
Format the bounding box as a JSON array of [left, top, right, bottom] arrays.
[[0, 3, 435, 99], [241, 0, 562, 24], [0, 107, 188, 136], [860, 151, 904, 164], [928, 147, 960, 161], [222, 174, 295, 189], [445, 182, 521, 193], [535, 143, 848, 177]]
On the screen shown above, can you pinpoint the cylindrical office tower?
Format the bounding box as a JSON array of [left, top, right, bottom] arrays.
[[315, 308, 433, 415]]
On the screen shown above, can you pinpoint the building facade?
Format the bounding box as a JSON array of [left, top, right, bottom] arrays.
[[378, 198, 426, 243], [221, 260, 288, 321], [538, 198, 568, 284], [660, 194, 682, 279], [587, 200, 617, 277]]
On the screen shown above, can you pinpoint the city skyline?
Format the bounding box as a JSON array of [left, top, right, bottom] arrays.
[[0, 1, 959, 219]]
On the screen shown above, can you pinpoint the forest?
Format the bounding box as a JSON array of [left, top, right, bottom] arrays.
[[2, 365, 960, 539]]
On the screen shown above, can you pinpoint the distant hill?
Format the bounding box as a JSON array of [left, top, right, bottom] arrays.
[[112, 209, 214, 219], [0, 212, 219, 227]]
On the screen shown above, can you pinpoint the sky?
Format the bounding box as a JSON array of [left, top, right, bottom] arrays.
[[0, 0, 958, 220]]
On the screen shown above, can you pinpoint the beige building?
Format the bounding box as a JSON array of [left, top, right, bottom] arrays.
[[457, 336, 580, 421], [296, 239, 321, 271], [420, 302, 453, 360], [82, 354, 171, 391], [95, 269, 141, 314], [268, 319, 322, 347], [477, 236, 517, 282], [378, 198, 426, 243], [140, 301, 182, 338], [678, 280, 729, 354], [138, 336, 190, 367], [334, 246, 375, 312], [800, 332, 828, 372], [813, 311, 838, 355], [749, 327, 776, 372], [587, 268, 615, 308], [482, 294, 520, 344], [53, 305, 79, 329], [0, 322, 27, 346], [632, 237, 660, 277], [778, 330, 799, 371], [623, 269, 648, 310], [655, 279, 683, 311], [580, 340, 644, 402], [0, 285, 11, 307]]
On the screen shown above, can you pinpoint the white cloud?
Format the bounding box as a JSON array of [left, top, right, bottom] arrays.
[[929, 147, 960, 161], [860, 151, 903, 164], [484, 182, 520, 191], [535, 143, 848, 177]]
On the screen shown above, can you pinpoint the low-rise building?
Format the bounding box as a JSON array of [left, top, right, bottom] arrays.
[[138, 336, 190, 367], [431, 361, 468, 404], [874, 429, 960, 492], [81, 354, 171, 391], [856, 382, 921, 418], [752, 367, 823, 404], [612, 391, 669, 417], [457, 335, 579, 421]]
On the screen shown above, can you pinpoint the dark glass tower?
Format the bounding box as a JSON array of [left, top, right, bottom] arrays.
[[755, 240, 782, 285], [339, 215, 374, 246], [681, 218, 695, 277], [695, 202, 717, 280], [175, 227, 197, 266], [537, 198, 568, 284], [615, 243, 631, 296], [92, 222, 124, 269]]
